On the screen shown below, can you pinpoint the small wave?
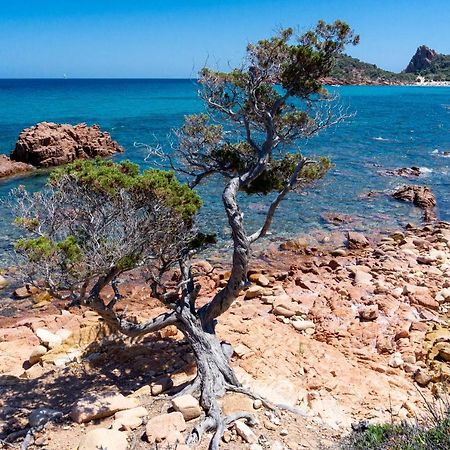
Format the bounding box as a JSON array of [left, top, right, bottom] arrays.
[[431, 149, 450, 158], [372, 136, 391, 142], [419, 167, 433, 174]]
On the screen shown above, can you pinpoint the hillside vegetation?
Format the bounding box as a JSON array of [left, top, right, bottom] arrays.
[[329, 46, 450, 84]]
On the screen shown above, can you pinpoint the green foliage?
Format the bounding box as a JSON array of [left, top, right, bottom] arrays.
[[331, 54, 416, 83], [15, 235, 82, 265], [417, 54, 450, 81], [117, 254, 140, 270], [345, 412, 450, 450], [51, 158, 202, 221], [15, 236, 55, 262], [14, 217, 40, 231], [57, 236, 82, 263], [245, 155, 332, 195]]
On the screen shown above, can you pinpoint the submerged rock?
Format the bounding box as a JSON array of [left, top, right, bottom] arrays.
[[11, 122, 123, 168], [380, 166, 422, 177], [392, 185, 437, 221]]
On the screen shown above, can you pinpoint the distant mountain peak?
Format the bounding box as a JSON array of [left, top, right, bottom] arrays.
[[404, 45, 438, 73]]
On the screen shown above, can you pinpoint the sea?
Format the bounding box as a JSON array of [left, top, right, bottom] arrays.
[[0, 79, 449, 263]]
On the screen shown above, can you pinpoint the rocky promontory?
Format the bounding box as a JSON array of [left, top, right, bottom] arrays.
[[10, 122, 123, 168], [0, 122, 123, 180]]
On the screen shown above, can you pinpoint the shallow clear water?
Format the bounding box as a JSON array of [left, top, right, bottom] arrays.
[[0, 80, 449, 263]]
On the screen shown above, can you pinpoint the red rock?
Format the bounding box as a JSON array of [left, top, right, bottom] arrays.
[[0, 154, 33, 179], [347, 232, 370, 250], [10, 122, 123, 167]]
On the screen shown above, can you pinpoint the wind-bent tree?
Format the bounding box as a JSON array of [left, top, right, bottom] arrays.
[[14, 21, 358, 449]]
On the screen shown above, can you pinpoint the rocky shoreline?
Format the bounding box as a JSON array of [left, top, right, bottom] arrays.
[[1, 220, 450, 449]]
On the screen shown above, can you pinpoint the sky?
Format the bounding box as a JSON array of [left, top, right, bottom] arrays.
[[1, 0, 450, 78]]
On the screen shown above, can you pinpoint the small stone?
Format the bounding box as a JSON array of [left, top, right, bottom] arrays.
[[145, 412, 186, 444], [151, 376, 173, 395], [14, 284, 39, 299], [331, 248, 347, 257], [0, 275, 8, 289], [414, 369, 431, 387], [292, 320, 315, 331], [249, 273, 271, 287], [114, 406, 148, 419], [245, 285, 265, 299], [35, 328, 62, 349], [273, 304, 295, 318], [358, 305, 379, 321], [388, 352, 403, 369], [29, 345, 48, 365], [417, 255, 435, 265], [222, 430, 232, 443], [271, 441, 286, 450], [279, 428, 289, 436], [235, 420, 257, 444], [78, 428, 128, 450], [130, 385, 151, 397], [328, 259, 341, 271], [347, 232, 369, 249], [264, 419, 278, 430], [171, 394, 202, 421], [253, 399, 262, 410]]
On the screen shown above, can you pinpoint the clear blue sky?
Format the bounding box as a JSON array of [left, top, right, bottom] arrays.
[[1, 0, 449, 78]]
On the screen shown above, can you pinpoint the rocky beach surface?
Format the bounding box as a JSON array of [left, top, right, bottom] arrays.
[[1, 221, 450, 449]]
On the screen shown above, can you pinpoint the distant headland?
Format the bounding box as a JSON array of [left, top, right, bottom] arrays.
[[325, 45, 450, 86]]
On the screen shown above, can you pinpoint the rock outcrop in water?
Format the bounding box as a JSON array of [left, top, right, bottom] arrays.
[[404, 45, 438, 73], [10, 122, 123, 168], [393, 184, 437, 221], [0, 155, 34, 179]]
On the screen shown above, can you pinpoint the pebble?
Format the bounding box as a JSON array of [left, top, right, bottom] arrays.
[[235, 420, 257, 443], [292, 320, 315, 331]]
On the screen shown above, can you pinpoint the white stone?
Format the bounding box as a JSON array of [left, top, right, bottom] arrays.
[[171, 394, 202, 421], [78, 428, 128, 450], [235, 420, 257, 443], [35, 328, 62, 349], [388, 352, 403, 369], [292, 320, 315, 331], [29, 345, 48, 365], [55, 328, 72, 342], [0, 275, 8, 289]]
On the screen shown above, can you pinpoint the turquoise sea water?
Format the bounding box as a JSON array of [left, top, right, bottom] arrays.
[[0, 80, 449, 261]]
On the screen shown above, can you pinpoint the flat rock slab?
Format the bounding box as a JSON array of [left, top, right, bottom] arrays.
[[146, 411, 186, 444], [71, 393, 139, 423]]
